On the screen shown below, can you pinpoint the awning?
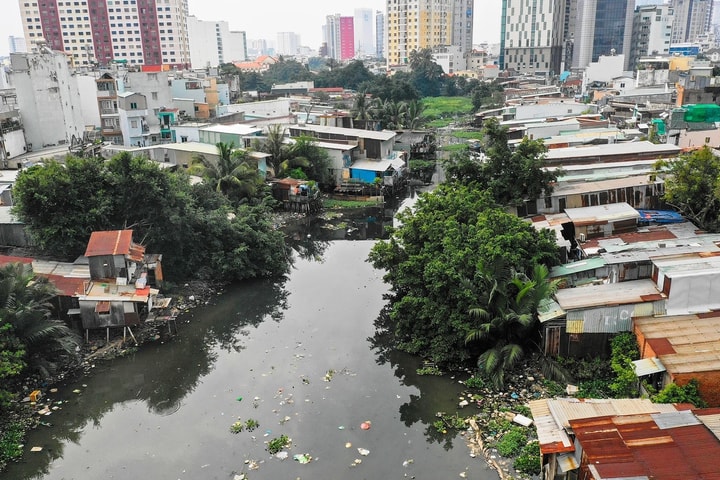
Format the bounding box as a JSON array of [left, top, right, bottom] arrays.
[[632, 357, 666, 377], [557, 453, 579, 473]]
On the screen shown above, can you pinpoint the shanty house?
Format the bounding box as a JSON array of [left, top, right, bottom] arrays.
[[634, 312, 720, 407], [76, 230, 162, 332], [541, 279, 665, 358]]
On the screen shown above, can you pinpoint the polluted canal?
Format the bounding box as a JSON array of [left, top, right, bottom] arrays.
[[7, 207, 500, 480]]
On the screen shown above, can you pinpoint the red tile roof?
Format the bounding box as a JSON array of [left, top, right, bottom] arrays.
[[0, 255, 33, 265]]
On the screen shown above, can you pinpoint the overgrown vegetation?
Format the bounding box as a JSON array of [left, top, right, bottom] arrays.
[[514, 441, 541, 476], [0, 421, 24, 469], [266, 434, 290, 454], [12, 153, 290, 282], [653, 379, 707, 407], [609, 333, 640, 398]]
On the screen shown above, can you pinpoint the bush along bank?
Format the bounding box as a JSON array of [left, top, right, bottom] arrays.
[[0, 279, 223, 472]]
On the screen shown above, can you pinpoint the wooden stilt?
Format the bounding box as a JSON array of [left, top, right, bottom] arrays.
[[106, 327, 109, 344], [85, 329, 89, 344], [123, 327, 127, 342]]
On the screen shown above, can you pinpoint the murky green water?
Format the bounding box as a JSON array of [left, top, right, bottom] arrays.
[[6, 207, 498, 480]]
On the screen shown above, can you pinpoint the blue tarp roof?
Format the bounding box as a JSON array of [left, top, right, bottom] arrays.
[[636, 210, 684, 224]]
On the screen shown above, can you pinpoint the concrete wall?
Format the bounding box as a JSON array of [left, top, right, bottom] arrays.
[[3, 129, 27, 160], [10, 51, 85, 150]]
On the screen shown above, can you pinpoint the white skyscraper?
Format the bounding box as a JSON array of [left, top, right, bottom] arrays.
[[187, 16, 247, 68], [8, 35, 27, 54], [354, 8, 375, 57], [376, 11, 385, 58], [276, 32, 301, 56]]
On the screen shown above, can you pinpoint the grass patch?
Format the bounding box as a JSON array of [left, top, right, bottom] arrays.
[[267, 434, 290, 454], [514, 441, 541, 475], [427, 118, 454, 128], [440, 143, 469, 152], [495, 426, 528, 457], [323, 198, 382, 209], [422, 96, 474, 118], [452, 131, 484, 140]]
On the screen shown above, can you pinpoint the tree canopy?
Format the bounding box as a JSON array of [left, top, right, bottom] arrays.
[[442, 118, 559, 206], [368, 184, 559, 367], [12, 154, 289, 282], [653, 146, 720, 232]]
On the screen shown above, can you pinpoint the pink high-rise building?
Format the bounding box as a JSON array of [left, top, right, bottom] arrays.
[[18, 0, 191, 68], [339, 17, 355, 60]]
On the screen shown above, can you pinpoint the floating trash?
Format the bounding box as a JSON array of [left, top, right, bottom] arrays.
[[276, 451, 289, 460], [360, 421, 371, 430], [293, 453, 312, 464], [357, 448, 370, 456], [345, 442, 352, 448], [403, 459, 414, 467]]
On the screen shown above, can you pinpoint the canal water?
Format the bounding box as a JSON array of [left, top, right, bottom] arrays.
[[6, 203, 499, 480]]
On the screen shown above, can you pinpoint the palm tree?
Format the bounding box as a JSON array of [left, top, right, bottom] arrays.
[[465, 263, 565, 388], [260, 124, 290, 175], [383, 100, 407, 130], [0, 262, 80, 379], [404, 100, 426, 129], [190, 142, 261, 201]]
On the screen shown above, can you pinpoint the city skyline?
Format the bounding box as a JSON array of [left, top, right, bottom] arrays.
[[2, 0, 502, 57]]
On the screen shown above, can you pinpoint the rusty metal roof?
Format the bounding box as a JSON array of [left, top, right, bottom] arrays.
[[84, 230, 145, 262], [571, 410, 720, 480], [554, 279, 664, 310], [635, 313, 720, 374]]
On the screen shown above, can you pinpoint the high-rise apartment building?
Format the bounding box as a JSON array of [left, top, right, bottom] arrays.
[[355, 8, 374, 57], [276, 32, 301, 56], [18, 0, 191, 68], [500, 0, 566, 75], [324, 14, 354, 61], [8, 35, 28, 54], [187, 16, 247, 69], [572, 0, 634, 69], [671, 0, 714, 43], [385, 0, 473, 66], [629, 3, 674, 71], [375, 10, 385, 59]]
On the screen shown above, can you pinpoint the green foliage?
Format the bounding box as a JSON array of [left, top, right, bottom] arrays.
[[245, 418, 259, 432], [609, 333, 640, 398], [190, 143, 263, 203], [12, 153, 289, 282], [421, 96, 474, 118], [267, 434, 290, 454], [230, 420, 245, 434], [416, 365, 442, 376], [0, 421, 24, 468], [495, 426, 528, 457], [653, 379, 707, 407], [442, 118, 559, 206], [368, 183, 559, 368], [433, 412, 467, 433], [451, 131, 485, 140], [464, 375, 486, 389], [0, 263, 80, 382], [653, 146, 720, 232], [408, 159, 436, 183], [514, 441, 541, 476]]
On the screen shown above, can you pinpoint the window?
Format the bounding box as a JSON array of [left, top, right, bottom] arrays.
[[130, 102, 138, 109], [151, 92, 158, 100], [131, 120, 138, 128]]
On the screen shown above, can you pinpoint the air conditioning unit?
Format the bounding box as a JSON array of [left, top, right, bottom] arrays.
[[579, 233, 586, 243]]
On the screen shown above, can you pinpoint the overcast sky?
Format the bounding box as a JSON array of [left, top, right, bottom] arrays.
[[1, 0, 502, 56]]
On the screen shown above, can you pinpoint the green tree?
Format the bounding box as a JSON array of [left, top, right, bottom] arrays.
[[465, 263, 563, 388], [286, 136, 332, 186], [653, 379, 707, 407], [383, 99, 407, 130], [442, 118, 559, 206], [0, 263, 80, 380], [408, 48, 445, 97], [368, 184, 559, 367], [653, 146, 720, 232], [404, 100, 426, 129], [12, 157, 113, 258], [260, 124, 290, 174], [609, 332, 640, 398], [262, 59, 313, 86], [190, 142, 262, 203]]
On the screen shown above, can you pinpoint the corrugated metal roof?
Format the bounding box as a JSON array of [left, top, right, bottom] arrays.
[[544, 141, 680, 160], [635, 314, 720, 374], [651, 410, 701, 429], [632, 357, 666, 376], [564, 202, 640, 225], [557, 453, 579, 473], [290, 124, 396, 141], [696, 410, 720, 441], [350, 159, 395, 172], [528, 399, 575, 454], [538, 298, 565, 323], [84, 230, 134, 257], [555, 279, 663, 310], [553, 175, 660, 197], [572, 411, 720, 480], [548, 398, 677, 429], [550, 257, 607, 278]]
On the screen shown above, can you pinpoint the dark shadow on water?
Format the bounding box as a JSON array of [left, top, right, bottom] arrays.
[[7, 276, 290, 480], [368, 305, 468, 451]]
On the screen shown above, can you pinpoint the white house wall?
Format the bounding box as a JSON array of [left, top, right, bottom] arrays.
[[665, 273, 720, 315]]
